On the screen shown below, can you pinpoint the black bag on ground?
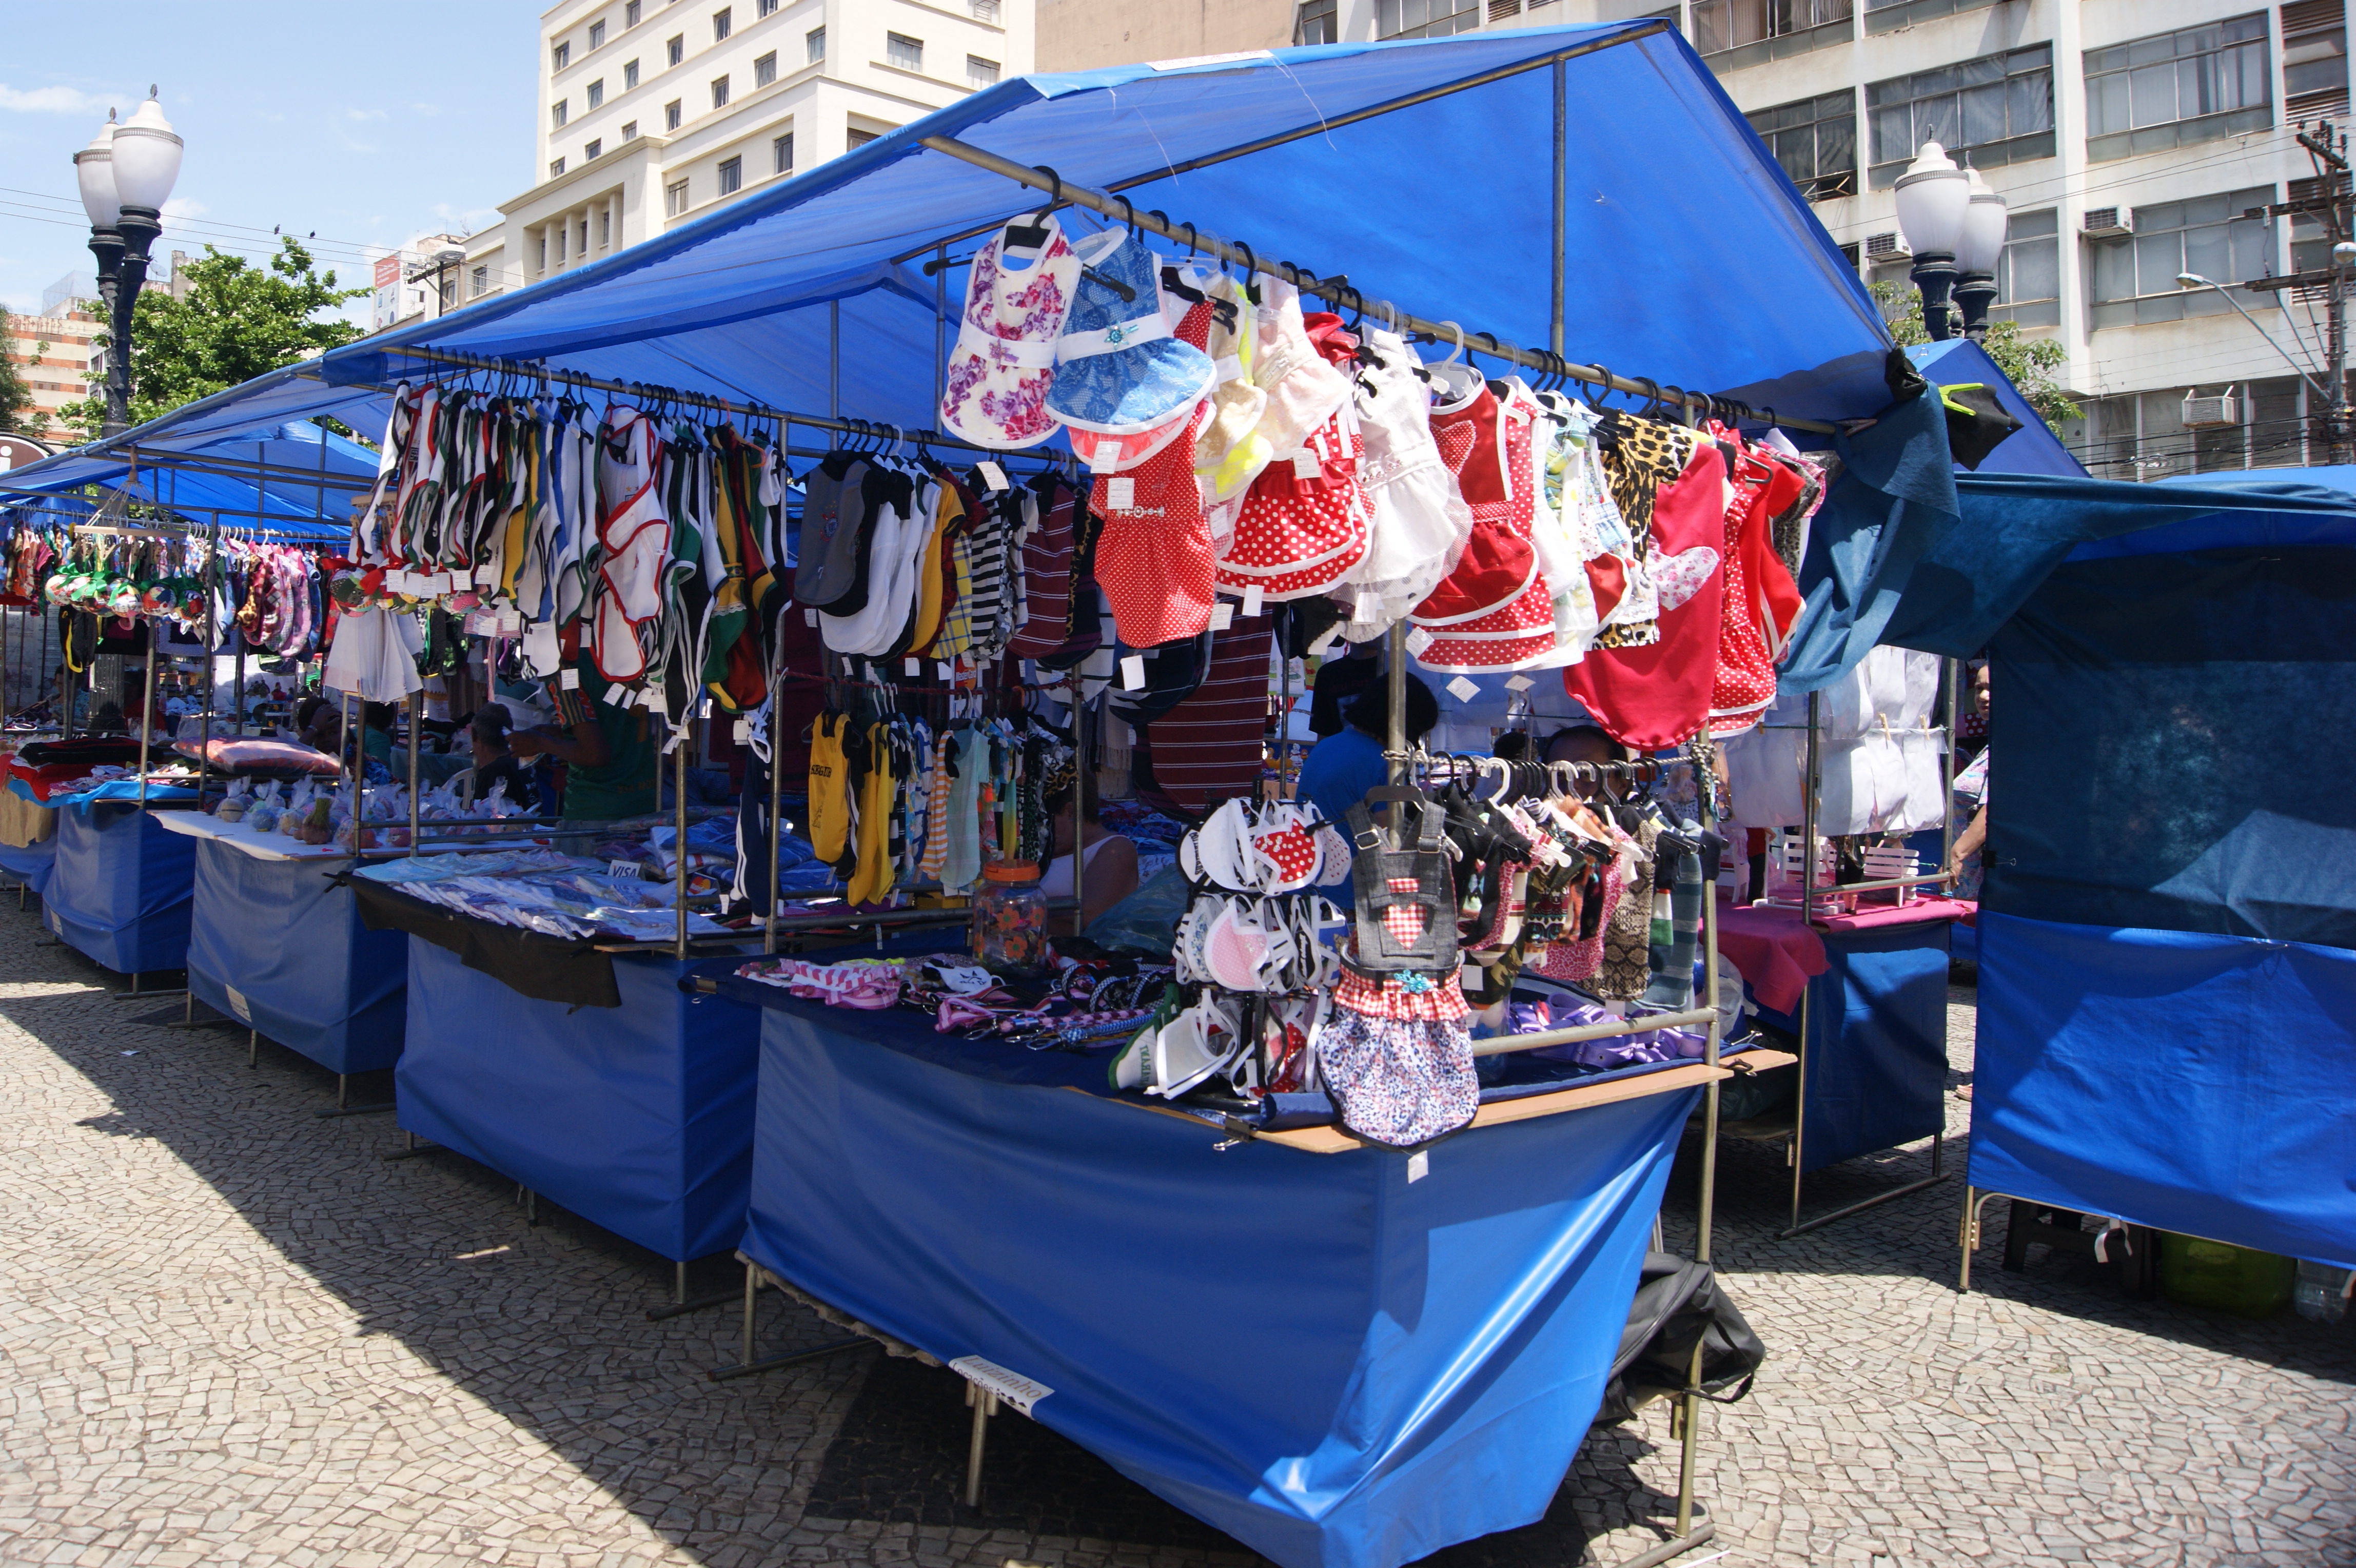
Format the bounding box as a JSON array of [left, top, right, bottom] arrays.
[[1591, 1251, 1765, 1426]]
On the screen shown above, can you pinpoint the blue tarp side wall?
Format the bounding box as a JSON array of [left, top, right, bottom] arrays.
[[1967, 913, 2356, 1269], [1986, 541, 2356, 945], [1752, 922, 1950, 1172], [396, 943, 758, 1261], [1907, 339, 2086, 478], [741, 1003, 1691, 1568], [0, 834, 56, 897], [323, 27, 1891, 430], [43, 806, 195, 974], [185, 842, 407, 1075]]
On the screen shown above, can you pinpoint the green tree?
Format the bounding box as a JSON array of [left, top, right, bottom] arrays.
[[1870, 280, 2078, 435], [58, 238, 366, 440], [0, 315, 55, 439]]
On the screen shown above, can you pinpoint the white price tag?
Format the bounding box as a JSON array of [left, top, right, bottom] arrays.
[[604, 684, 630, 707], [1120, 654, 1147, 691], [733, 718, 751, 743], [606, 858, 644, 879], [1445, 675, 1481, 702], [804, 607, 819, 627], [1290, 448, 1321, 481], [560, 668, 581, 690], [475, 564, 499, 591], [1407, 1150, 1430, 1183], [1504, 675, 1536, 692], [1092, 439, 1123, 471], [1210, 602, 1234, 632], [1241, 584, 1263, 617], [976, 461, 1010, 492], [949, 1356, 1053, 1417], [1404, 626, 1435, 657], [223, 984, 251, 1023], [937, 661, 954, 681], [904, 657, 921, 677], [1352, 589, 1378, 621], [636, 688, 659, 710], [1106, 477, 1135, 511]]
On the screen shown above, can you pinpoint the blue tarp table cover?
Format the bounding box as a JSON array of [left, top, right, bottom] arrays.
[[185, 839, 408, 1075], [737, 990, 1693, 1568], [43, 805, 197, 974], [1753, 919, 1951, 1172], [0, 834, 56, 897], [1967, 913, 2356, 1270], [396, 943, 760, 1262]]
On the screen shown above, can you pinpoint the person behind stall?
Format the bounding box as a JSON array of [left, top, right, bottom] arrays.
[[358, 702, 397, 768], [1543, 722, 1628, 798], [1945, 663, 1993, 894], [88, 699, 126, 734], [508, 653, 659, 820], [1043, 770, 1139, 933], [294, 695, 334, 750], [463, 705, 532, 806], [1297, 672, 1439, 828]]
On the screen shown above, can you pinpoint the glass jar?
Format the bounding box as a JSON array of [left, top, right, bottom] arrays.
[[972, 859, 1049, 977]]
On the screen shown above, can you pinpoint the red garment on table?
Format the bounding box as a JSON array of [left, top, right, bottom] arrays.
[[1562, 440, 1727, 748]]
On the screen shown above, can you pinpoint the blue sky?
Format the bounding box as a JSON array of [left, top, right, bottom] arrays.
[[0, 2, 542, 320]]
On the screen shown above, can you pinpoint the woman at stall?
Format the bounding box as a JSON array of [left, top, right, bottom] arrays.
[[1296, 673, 1438, 828], [462, 705, 532, 806], [1044, 773, 1139, 933], [508, 654, 658, 820]]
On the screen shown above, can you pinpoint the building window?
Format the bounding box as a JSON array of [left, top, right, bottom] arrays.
[[667, 33, 684, 66], [1745, 90, 1856, 201], [553, 40, 571, 71], [552, 99, 569, 128], [2090, 185, 2276, 329], [666, 179, 690, 217], [537, 234, 547, 271], [550, 156, 567, 179], [665, 98, 682, 130], [759, 0, 778, 14], [2285, 0, 2350, 119], [1695, 0, 1850, 56], [847, 127, 877, 148], [556, 225, 568, 262], [718, 155, 743, 194], [471, 264, 488, 297], [627, 0, 641, 25], [600, 209, 611, 247], [756, 50, 777, 86], [585, 138, 602, 160], [622, 119, 639, 139], [2086, 15, 2271, 162], [972, 0, 1000, 19], [590, 18, 606, 48], [587, 79, 605, 108], [774, 131, 794, 173], [712, 74, 731, 108], [888, 32, 924, 71], [713, 6, 732, 42], [968, 54, 999, 89], [1866, 44, 2053, 187], [625, 58, 640, 88], [808, 26, 826, 62], [1295, 0, 1338, 45], [1374, 0, 1481, 38], [1988, 207, 2059, 328]]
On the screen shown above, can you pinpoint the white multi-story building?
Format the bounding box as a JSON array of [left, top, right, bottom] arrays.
[[1039, 0, 2353, 482], [459, 0, 1035, 310]]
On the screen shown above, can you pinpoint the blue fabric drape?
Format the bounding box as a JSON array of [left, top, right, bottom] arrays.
[[185, 842, 408, 1074], [1751, 921, 1952, 1171], [739, 995, 1690, 1568], [44, 806, 197, 974], [1968, 913, 2356, 1268], [0, 835, 56, 898]]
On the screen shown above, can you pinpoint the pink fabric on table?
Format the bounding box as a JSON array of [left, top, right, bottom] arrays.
[[1813, 895, 1978, 933], [1714, 895, 1977, 1014]]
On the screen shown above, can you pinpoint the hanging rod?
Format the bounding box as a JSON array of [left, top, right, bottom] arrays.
[[913, 134, 1841, 436]]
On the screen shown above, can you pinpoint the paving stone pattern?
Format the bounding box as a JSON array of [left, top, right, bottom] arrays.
[[0, 900, 2349, 1567]]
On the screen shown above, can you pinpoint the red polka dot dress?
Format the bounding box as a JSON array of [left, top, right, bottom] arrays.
[[1707, 426, 1805, 736], [1418, 391, 1556, 671], [1214, 405, 1370, 600], [1092, 301, 1216, 648]]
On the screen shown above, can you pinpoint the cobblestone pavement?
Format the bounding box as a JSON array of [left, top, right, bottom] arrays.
[[0, 900, 2348, 1568]]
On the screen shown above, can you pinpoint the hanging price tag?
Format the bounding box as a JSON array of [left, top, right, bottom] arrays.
[[804, 607, 819, 627], [560, 668, 581, 690], [1106, 477, 1135, 511], [1445, 675, 1481, 703], [1290, 449, 1321, 481], [1210, 602, 1234, 631], [904, 657, 921, 677], [976, 461, 1010, 492], [1241, 584, 1263, 617], [1120, 654, 1147, 691], [938, 661, 954, 681], [1504, 675, 1536, 692], [1092, 440, 1123, 471], [1404, 626, 1435, 657], [733, 718, 751, 743]]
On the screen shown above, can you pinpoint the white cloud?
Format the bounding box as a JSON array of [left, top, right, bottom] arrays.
[[161, 197, 207, 221], [346, 107, 387, 122], [0, 84, 110, 115]]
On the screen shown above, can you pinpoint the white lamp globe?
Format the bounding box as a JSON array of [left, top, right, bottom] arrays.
[[1893, 141, 1970, 259], [1956, 167, 2009, 274], [73, 115, 119, 228], [110, 90, 183, 212]]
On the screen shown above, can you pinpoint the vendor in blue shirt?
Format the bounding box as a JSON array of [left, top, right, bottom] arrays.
[[1296, 672, 1439, 828]]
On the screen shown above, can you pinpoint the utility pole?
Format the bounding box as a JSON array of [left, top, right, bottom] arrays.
[[2296, 117, 2352, 465]]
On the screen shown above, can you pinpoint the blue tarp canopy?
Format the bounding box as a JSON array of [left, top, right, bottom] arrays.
[[316, 25, 1891, 430], [1907, 338, 2085, 478]]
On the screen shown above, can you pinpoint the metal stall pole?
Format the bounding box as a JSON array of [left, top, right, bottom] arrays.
[[1275, 645, 1290, 799], [1069, 669, 1089, 933], [764, 646, 787, 955], [675, 715, 691, 961], [934, 245, 948, 433], [1940, 656, 1961, 884], [1551, 56, 1567, 361], [1785, 690, 1821, 1236], [1384, 624, 1407, 788], [134, 643, 153, 809], [1668, 734, 1725, 1558], [829, 301, 841, 422], [407, 689, 422, 856]]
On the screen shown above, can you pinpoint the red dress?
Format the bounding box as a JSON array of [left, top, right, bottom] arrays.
[[1707, 428, 1804, 736], [1563, 441, 1727, 749], [1092, 301, 1214, 648], [1417, 390, 1554, 670]]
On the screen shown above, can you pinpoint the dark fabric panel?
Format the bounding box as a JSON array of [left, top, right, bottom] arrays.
[[1753, 920, 1951, 1171], [45, 806, 197, 974], [348, 876, 621, 1008], [1988, 545, 2356, 946], [1967, 912, 2356, 1269]]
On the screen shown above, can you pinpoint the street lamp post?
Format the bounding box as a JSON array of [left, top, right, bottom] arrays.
[[73, 89, 183, 440], [1894, 142, 1971, 342], [1952, 167, 2011, 343]]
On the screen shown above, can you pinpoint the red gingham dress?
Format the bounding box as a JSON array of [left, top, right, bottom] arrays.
[[1092, 302, 1215, 648]]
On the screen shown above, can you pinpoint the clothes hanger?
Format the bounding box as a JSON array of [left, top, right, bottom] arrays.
[[1424, 322, 1482, 401], [1002, 166, 1064, 251]]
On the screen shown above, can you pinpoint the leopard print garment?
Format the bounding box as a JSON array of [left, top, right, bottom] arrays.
[[1595, 812, 1661, 1001], [1595, 417, 1697, 650]]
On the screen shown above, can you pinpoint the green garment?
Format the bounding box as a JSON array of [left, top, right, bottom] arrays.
[[555, 656, 659, 820]]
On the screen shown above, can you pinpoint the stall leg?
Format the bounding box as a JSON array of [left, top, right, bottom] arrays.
[[248, 1029, 258, 1069], [741, 1263, 758, 1366], [963, 1383, 997, 1508]]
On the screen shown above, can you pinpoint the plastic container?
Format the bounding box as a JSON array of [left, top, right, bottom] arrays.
[[2157, 1232, 2295, 1318], [2293, 1260, 2353, 1323], [972, 860, 1049, 977]]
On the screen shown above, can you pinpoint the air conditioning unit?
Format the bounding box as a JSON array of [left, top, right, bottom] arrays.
[[1864, 231, 1910, 260], [2083, 206, 2134, 238], [2182, 386, 2240, 429]]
